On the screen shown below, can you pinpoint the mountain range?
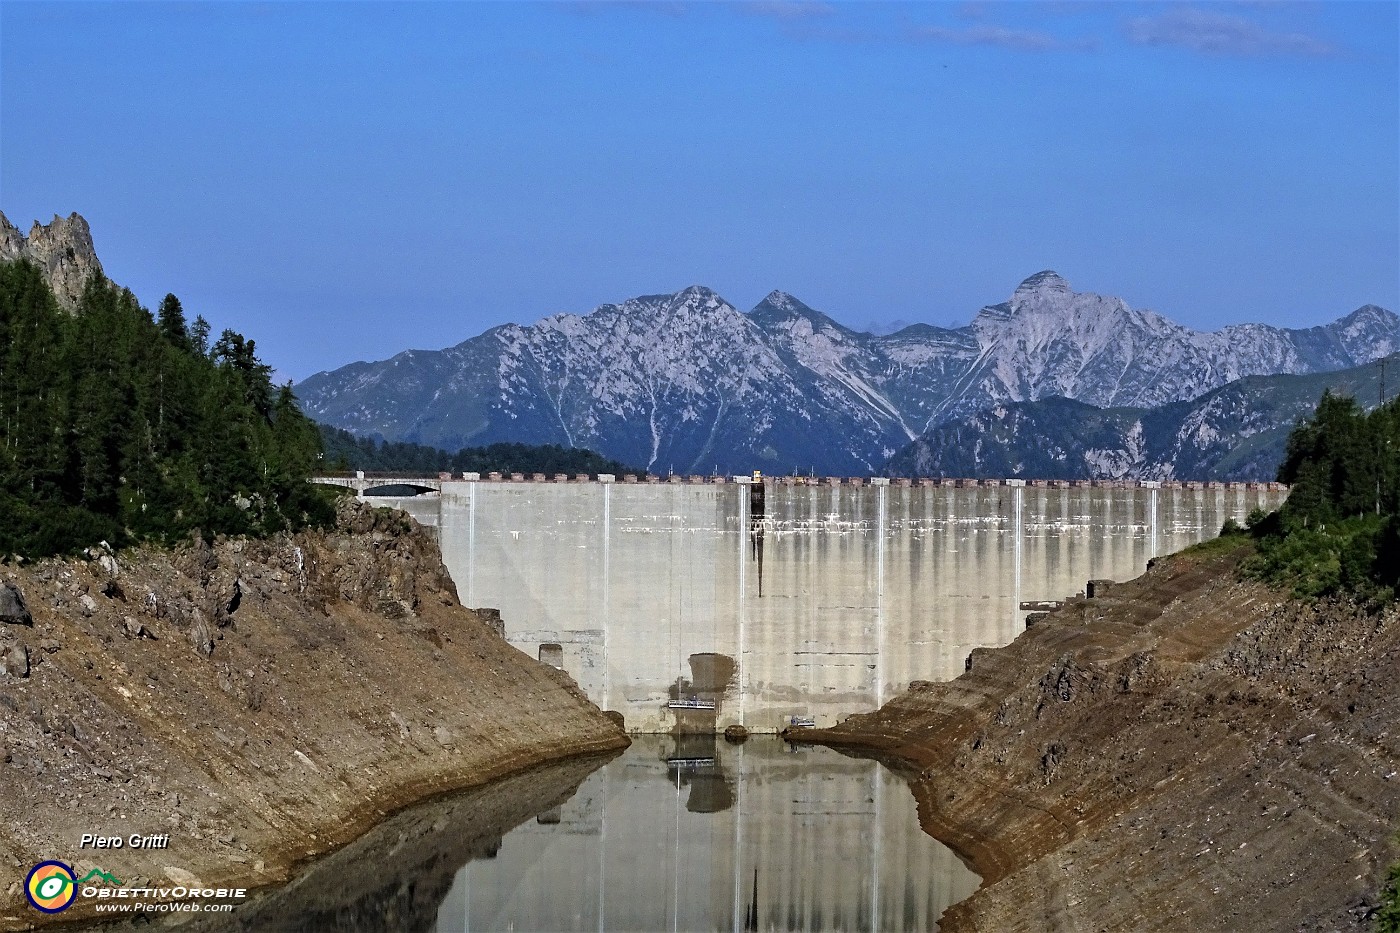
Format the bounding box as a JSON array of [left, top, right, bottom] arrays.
[[888, 354, 1396, 482], [5, 209, 1393, 480], [296, 272, 1398, 476]]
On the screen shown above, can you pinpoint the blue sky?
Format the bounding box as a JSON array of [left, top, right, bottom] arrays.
[[2, 1, 1396, 381]]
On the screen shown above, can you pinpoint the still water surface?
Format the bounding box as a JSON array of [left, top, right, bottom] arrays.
[[86, 736, 976, 932], [434, 736, 979, 933]]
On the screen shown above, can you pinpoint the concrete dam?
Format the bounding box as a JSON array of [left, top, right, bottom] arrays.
[[329, 474, 1288, 733]]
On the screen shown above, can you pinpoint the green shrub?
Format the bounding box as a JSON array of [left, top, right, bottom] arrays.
[[1378, 860, 1400, 933]]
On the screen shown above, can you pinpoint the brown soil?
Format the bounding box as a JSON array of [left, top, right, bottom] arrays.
[[795, 542, 1400, 932], [0, 499, 627, 931]]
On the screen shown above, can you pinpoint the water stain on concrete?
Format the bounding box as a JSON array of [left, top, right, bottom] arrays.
[[667, 652, 737, 734]]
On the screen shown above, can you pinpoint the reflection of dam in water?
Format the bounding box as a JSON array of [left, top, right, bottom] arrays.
[[347, 475, 1287, 733], [434, 735, 980, 933]]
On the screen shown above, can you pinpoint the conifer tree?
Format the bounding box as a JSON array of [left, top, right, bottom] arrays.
[[156, 293, 191, 351], [0, 259, 333, 556]]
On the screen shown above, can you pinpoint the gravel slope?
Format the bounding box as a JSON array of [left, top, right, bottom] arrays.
[[797, 542, 1400, 931], [0, 499, 627, 930]]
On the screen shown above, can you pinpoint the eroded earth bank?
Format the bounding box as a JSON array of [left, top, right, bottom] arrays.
[[0, 499, 627, 930], [798, 543, 1400, 932]]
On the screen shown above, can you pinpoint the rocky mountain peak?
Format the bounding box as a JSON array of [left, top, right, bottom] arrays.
[[1012, 270, 1072, 302], [756, 290, 805, 313], [675, 284, 723, 304], [1338, 303, 1398, 330], [0, 210, 104, 310], [750, 290, 844, 335], [1333, 304, 1400, 359], [0, 212, 25, 260], [643, 285, 735, 319]]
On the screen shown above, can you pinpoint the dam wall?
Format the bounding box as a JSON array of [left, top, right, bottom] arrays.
[[372, 477, 1287, 733]]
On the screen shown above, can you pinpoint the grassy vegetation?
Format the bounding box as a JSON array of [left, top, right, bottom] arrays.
[[1380, 861, 1400, 933], [1178, 523, 1252, 559]]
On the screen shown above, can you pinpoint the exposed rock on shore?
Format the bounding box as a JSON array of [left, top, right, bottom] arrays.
[[0, 499, 626, 930], [798, 543, 1400, 931]]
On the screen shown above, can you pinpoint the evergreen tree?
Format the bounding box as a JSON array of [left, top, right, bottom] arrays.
[[1248, 388, 1400, 606], [1379, 861, 1400, 933], [0, 259, 333, 557], [190, 315, 211, 357], [156, 293, 190, 351]]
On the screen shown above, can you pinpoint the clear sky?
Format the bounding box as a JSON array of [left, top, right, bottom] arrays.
[[2, 1, 1396, 382]]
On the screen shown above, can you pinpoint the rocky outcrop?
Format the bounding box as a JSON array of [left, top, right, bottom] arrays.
[[0, 582, 32, 626], [0, 210, 104, 310], [0, 499, 627, 929], [795, 544, 1400, 931], [0, 643, 27, 679]]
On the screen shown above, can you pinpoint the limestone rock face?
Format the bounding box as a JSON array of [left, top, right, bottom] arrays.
[[0, 210, 104, 310]]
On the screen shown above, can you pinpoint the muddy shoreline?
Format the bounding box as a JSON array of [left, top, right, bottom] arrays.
[[0, 501, 628, 930], [793, 543, 1400, 931]]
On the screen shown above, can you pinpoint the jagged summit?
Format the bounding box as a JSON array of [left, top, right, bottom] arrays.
[[0, 210, 103, 310], [629, 284, 722, 304], [748, 289, 853, 336], [1012, 270, 1072, 300], [622, 285, 734, 318], [750, 289, 816, 320], [675, 284, 723, 303]]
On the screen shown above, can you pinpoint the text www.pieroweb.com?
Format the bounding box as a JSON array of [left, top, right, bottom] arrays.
[[94, 901, 235, 914]]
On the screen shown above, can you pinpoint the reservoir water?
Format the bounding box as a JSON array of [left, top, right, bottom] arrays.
[[88, 737, 977, 932], [433, 736, 979, 933]]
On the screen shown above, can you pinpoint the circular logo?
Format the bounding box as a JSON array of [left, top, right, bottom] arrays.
[[25, 861, 77, 913]]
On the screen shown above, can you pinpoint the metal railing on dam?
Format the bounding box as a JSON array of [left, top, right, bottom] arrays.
[[313, 473, 1288, 733]]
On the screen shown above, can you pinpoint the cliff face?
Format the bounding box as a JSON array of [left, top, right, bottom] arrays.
[[0, 498, 626, 929], [801, 544, 1400, 931], [0, 211, 104, 311]]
